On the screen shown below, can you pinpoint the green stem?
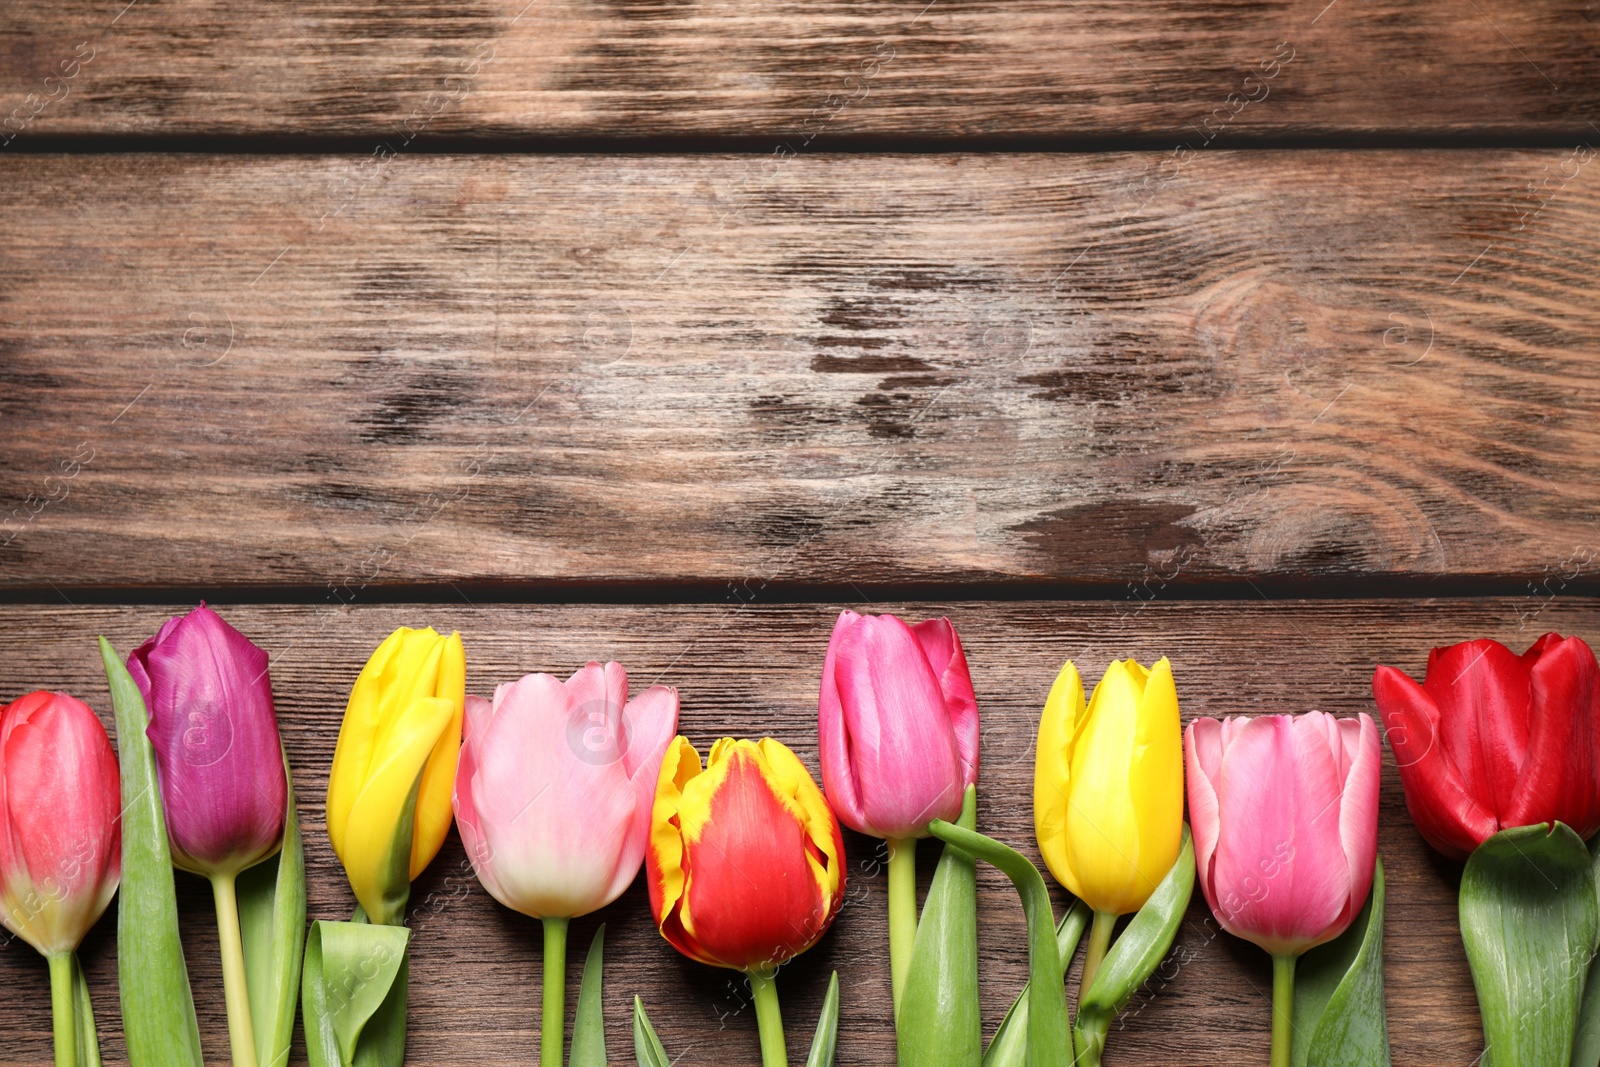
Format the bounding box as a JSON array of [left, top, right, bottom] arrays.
[[887, 836, 917, 1016], [748, 968, 788, 1067], [542, 916, 569, 1067], [1271, 954, 1295, 1067], [211, 872, 260, 1067], [1078, 910, 1117, 1001], [47, 952, 75, 1067]]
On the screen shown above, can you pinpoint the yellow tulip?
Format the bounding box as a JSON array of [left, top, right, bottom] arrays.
[[326, 626, 465, 924], [1034, 657, 1182, 919]]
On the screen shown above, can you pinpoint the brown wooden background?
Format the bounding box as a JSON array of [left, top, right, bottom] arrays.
[[2, 0, 1598, 1064]]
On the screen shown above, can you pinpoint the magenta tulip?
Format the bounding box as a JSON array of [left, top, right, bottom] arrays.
[[127, 603, 287, 877], [1186, 711, 1380, 1067], [0, 690, 121, 957], [818, 610, 979, 840], [454, 661, 678, 1067]]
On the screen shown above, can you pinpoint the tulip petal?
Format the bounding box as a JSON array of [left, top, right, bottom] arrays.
[[452, 695, 503, 903], [1373, 665, 1498, 860], [409, 631, 465, 879], [1330, 714, 1380, 932], [647, 737, 705, 963], [1506, 634, 1600, 838], [610, 684, 679, 907], [1184, 718, 1224, 908], [326, 628, 416, 855], [1124, 658, 1184, 911], [910, 617, 980, 790], [1034, 661, 1086, 898], [339, 695, 456, 924], [1425, 639, 1531, 821], [818, 611, 868, 833]]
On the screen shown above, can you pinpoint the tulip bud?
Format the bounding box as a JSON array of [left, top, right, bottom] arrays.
[[326, 626, 465, 925], [1034, 658, 1183, 917], [127, 603, 287, 878], [818, 610, 979, 840], [1373, 633, 1600, 860], [647, 736, 845, 973], [1185, 712, 1380, 957], [0, 691, 121, 957], [454, 662, 679, 919]]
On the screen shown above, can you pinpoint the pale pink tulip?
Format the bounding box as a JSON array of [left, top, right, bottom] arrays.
[[818, 610, 979, 840], [453, 662, 678, 919], [1185, 711, 1380, 957]]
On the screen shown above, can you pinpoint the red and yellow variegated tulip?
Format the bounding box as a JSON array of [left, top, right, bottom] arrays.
[[647, 736, 845, 974]]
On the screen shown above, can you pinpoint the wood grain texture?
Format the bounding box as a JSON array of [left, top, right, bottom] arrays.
[[2, 597, 1591, 1065], [2, 151, 1598, 590], [1, 1, 1596, 141]]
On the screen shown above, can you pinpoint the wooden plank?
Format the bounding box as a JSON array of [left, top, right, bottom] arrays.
[[2, 151, 1598, 590], [1, 597, 1588, 1065], [0, 1, 1595, 141]]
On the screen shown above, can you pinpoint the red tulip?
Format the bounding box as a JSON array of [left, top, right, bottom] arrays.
[[0, 691, 121, 956], [647, 736, 845, 973], [1373, 633, 1600, 860]]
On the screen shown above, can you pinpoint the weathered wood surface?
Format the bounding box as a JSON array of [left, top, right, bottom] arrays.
[[2, 597, 1590, 1066], [1, 1, 1596, 142], [3, 151, 1598, 592]]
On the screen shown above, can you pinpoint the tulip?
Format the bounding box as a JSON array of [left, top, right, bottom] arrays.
[[1033, 657, 1183, 998], [817, 609, 977, 1008], [127, 604, 291, 1067], [0, 690, 120, 1067], [326, 625, 465, 926], [1185, 712, 1380, 1067], [1373, 633, 1600, 860], [454, 662, 678, 1067], [648, 736, 845, 1067]]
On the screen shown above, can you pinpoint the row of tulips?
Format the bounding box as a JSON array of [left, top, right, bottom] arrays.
[[2, 606, 1599, 1067]]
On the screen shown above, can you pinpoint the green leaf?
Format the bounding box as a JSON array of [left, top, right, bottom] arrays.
[[99, 636, 204, 1067], [569, 925, 607, 1067], [72, 952, 101, 1067], [899, 785, 980, 1067], [633, 996, 672, 1067], [239, 745, 308, 1067], [1570, 834, 1600, 1067], [300, 920, 411, 1067], [805, 972, 841, 1067], [927, 820, 1073, 1067], [982, 902, 1091, 1067], [1461, 823, 1598, 1067], [1291, 856, 1390, 1067], [1074, 826, 1197, 1064]]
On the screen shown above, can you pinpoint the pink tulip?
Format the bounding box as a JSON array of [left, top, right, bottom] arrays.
[[453, 661, 679, 919], [818, 610, 980, 840], [1185, 711, 1380, 957], [0, 691, 121, 957]]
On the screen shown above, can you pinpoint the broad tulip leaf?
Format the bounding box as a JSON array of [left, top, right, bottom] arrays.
[[805, 971, 841, 1067], [983, 902, 1091, 1067], [633, 997, 673, 1067], [1291, 856, 1390, 1067], [928, 820, 1073, 1067], [1075, 825, 1197, 1064], [1461, 823, 1598, 1067], [99, 636, 205, 1067], [239, 745, 308, 1067], [301, 920, 411, 1067], [72, 952, 102, 1067], [569, 925, 607, 1067], [899, 785, 980, 1067], [1571, 834, 1600, 1067]]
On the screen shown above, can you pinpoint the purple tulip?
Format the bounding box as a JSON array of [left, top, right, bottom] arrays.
[[127, 603, 287, 876]]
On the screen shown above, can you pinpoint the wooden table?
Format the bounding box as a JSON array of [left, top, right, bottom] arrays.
[[2, 2, 1597, 1064]]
